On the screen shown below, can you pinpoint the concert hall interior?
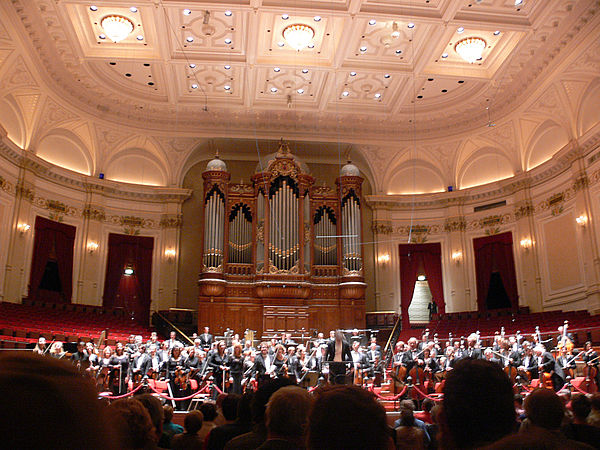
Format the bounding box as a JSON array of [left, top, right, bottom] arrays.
[[2, 1, 600, 448]]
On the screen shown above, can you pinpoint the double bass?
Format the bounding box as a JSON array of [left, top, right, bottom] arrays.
[[557, 321, 574, 353]]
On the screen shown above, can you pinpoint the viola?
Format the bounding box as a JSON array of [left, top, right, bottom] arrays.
[[583, 364, 598, 394]]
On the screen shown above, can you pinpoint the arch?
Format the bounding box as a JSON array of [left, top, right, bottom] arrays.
[[458, 149, 513, 189], [577, 79, 600, 136], [0, 96, 26, 148], [35, 129, 93, 176], [525, 120, 570, 170], [107, 135, 172, 183], [386, 160, 446, 194], [104, 148, 168, 186]]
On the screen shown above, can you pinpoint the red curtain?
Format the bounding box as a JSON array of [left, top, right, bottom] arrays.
[[29, 216, 76, 303], [103, 234, 154, 324], [399, 243, 445, 330], [473, 232, 518, 312]]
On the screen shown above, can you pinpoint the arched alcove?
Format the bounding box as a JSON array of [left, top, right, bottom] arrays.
[[387, 163, 445, 194], [104, 149, 168, 186], [0, 97, 26, 148], [36, 131, 92, 175], [578, 81, 600, 136], [526, 121, 570, 170], [459, 152, 514, 189]]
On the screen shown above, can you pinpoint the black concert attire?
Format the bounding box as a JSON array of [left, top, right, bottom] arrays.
[[583, 349, 600, 387], [462, 346, 482, 360], [208, 351, 228, 395], [185, 354, 201, 385], [166, 355, 189, 409], [199, 332, 213, 350], [537, 352, 565, 391], [499, 349, 521, 368], [273, 356, 287, 378], [71, 350, 89, 370], [227, 354, 245, 394], [98, 356, 119, 394], [110, 353, 130, 394], [325, 340, 352, 384], [401, 348, 421, 377]]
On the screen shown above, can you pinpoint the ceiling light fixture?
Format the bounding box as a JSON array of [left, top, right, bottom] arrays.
[[494, 30, 501, 35], [270, 87, 278, 93], [391, 22, 400, 38], [374, 93, 381, 99], [90, 5, 98, 11], [350, 71, 356, 76], [224, 85, 231, 90], [359, 45, 367, 52], [297, 88, 304, 94], [457, 26, 464, 33], [369, 19, 377, 26], [186, 36, 194, 42], [277, 41, 285, 47], [455, 37, 486, 63], [191, 84, 198, 89], [302, 68, 309, 74], [407, 22, 415, 29], [282, 14, 289, 20], [130, 6, 138, 13], [515, 0, 523, 5], [273, 67, 281, 72], [136, 35, 143, 40], [342, 91, 349, 97], [224, 65, 231, 70], [224, 38, 232, 44], [314, 16, 321, 22], [101, 15, 134, 43], [441, 52, 448, 58], [189, 63, 196, 68], [224, 10, 232, 17], [283, 24, 315, 51], [183, 9, 191, 16]]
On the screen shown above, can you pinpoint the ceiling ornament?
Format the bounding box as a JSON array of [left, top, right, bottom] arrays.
[[455, 37, 486, 63], [100, 15, 134, 43], [282, 24, 315, 51]]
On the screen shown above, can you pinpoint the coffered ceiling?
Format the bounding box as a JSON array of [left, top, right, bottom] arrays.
[[0, 0, 599, 192]]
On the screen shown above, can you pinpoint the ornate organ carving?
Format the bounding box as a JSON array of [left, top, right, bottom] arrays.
[[198, 142, 365, 337]]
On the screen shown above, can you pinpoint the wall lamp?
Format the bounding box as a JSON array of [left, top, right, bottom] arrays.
[[576, 215, 588, 227], [17, 223, 30, 235], [377, 253, 390, 264], [87, 241, 99, 254], [520, 238, 532, 251], [164, 248, 176, 262], [451, 251, 463, 264]]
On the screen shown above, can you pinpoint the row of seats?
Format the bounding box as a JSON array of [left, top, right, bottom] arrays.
[[0, 301, 153, 346]]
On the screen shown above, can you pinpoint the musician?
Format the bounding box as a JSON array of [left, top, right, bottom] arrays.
[[401, 338, 422, 375], [166, 345, 188, 408], [369, 335, 381, 353], [32, 337, 47, 355], [350, 341, 370, 376], [158, 341, 170, 362], [499, 339, 521, 368], [295, 346, 315, 379], [350, 329, 363, 345], [533, 345, 565, 391], [518, 345, 537, 380], [146, 345, 162, 379], [315, 332, 327, 347], [166, 331, 182, 350], [418, 330, 430, 351], [146, 331, 160, 348], [315, 344, 329, 380], [366, 342, 381, 364], [49, 341, 66, 359], [286, 346, 299, 382], [326, 330, 353, 385], [86, 342, 99, 376], [110, 343, 130, 394], [440, 346, 457, 372], [556, 325, 574, 350], [131, 345, 150, 381], [125, 335, 137, 357], [484, 348, 501, 365], [420, 348, 439, 375], [463, 334, 482, 359], [192, 338, 204, 355], [71, 342, 89, 369], [208, 341, 229, 395], [556, 346, 576, 377], [582, 341, 600, 387], [98, 346, 119, 394], [272, 344, 288, 378], [253, 343, 275, 384], [226, 344, 245, 394]]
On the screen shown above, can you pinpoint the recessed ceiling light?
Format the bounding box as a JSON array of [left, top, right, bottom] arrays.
[[494, 30, 501, 35], [302, 68, 309, 74], [224, 85, 231, 90], [136, 35, 143, 40], [191, 84, 198, 89], [407, 23, 415, 29], [395, 49, 402, 54], [224, 38, 232, 44], [359, 46, 367, 52], [98, 34, 106, 39], [183, 9, 191, 16], [224, 65, 231, 70], [314, 16, 321, 22], [342, 91, 349, 97], [441, 53, 449, 58], [273, 67, 281, 72], [368, 19, 376, 26], [90, 5, 98, 11], [130, 6, 138, 13], [457, 27, 464, 33], [297, 88, 304, 94], [384, 74, 391, 78], [282, 14, 289, 20], [277, 41, 285, 47], [189, 63, 196, 68], [186, 36, 194, 42], [374, 93, 381, 99], [515, 0, 523, 5], [224, 10, 232, 17], [270, 87, 278, 93], [350, 71, 357, 76], [307, 43, 315, 49]]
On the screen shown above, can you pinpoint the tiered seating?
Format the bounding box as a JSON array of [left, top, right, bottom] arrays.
[[396, 309, 600, 346], [0, 301, 153, 348]]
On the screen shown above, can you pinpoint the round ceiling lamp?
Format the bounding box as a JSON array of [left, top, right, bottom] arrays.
[[282, 24, 315, 51], [454, 37, 486, 63], [101, 15, 134, 43]]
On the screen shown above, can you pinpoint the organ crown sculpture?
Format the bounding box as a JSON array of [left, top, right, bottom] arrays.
[[198, 140, 365, 337]]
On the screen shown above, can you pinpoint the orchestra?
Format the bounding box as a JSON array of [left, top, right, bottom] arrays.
[[30, 323, 600, 404]]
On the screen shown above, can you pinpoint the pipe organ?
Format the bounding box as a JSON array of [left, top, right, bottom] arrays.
[[198, 141, 365, 337]]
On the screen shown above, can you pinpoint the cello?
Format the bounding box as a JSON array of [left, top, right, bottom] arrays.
[[557, 320, 574, 353]]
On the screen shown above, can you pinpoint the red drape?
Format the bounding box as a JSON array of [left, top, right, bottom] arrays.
[[399, 243, 446, 330], [103, 233, 154, 325], [473, 232, 518, 312], [29, 216, 75, 303]]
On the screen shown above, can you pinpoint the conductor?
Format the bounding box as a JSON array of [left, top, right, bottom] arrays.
[[325, 330, 353, 384]]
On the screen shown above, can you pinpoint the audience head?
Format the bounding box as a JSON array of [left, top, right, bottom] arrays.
[[251, 377, 295, 425], [221, 394, 241, 421], [163, 405, 175, 424], [399, 400, 416, 427], [265, 386, 313, 442], [591, 393, 600, 412], [135, 393, 164, 442], [0, 353, 114, 449], [422, 398, 434, 413], [571, 394, 591, 423], [109, 398, 155, 449], [524, 388, 564, 430], [307, 385, 390, 450], [200, 402, 218, 422], [237, 392, 254, 424], [441, 358, 515, 448], [184, 410, 204, 434]]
